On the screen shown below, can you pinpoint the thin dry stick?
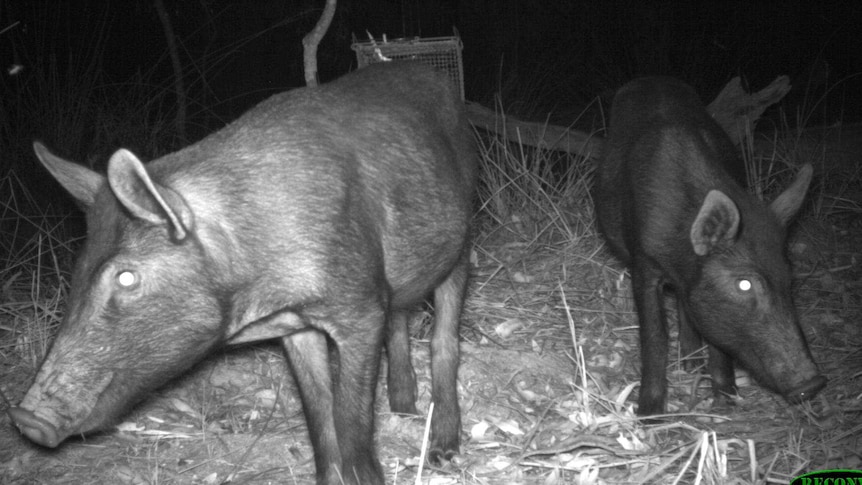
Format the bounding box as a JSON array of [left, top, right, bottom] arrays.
[[517, 434, 630, 461], [696, 433, 710, 485], [560, 284, 590, 416], [671, 431, 707, 485], [415, 401, 434, 485], [695, 432, 725, 485], [746, 438, 757, 483]]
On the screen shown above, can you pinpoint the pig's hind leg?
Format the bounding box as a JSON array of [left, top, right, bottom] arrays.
[[428, 255, 469, 464]]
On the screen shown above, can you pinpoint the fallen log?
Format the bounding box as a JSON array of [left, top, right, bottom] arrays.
[[466, 76, 792, 159], [465, 101, 605, 159]]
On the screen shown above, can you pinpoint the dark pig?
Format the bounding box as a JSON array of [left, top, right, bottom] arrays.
[[594, 76, 826, 416], [8, 61, 476, 485]]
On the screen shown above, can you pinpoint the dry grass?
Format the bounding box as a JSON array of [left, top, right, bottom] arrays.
[[1, 101, 860, 484], [0, 171, 75, 374]]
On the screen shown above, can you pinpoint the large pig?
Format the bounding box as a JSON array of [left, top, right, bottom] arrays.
[[9, 61, 476, 485], [594, 76, 826, 416]]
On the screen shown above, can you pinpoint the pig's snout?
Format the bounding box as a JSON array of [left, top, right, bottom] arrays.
[[8, 407, 62, 448], [784, 374, 827, 404]]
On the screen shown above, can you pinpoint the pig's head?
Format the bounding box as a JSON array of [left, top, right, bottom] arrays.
[[9, 143, 227, 448], [687, 164, 826, 404]]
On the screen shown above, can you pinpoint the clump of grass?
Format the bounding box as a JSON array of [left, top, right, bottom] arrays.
[[473, 115, 597, 249], [0, 170, 74, 393]]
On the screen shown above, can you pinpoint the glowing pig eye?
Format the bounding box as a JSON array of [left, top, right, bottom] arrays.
[[117, 270, 138, 288], [737, 279, 752, 292]]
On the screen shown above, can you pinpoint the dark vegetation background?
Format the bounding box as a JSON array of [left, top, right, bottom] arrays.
[[2, 1, 861, 186]]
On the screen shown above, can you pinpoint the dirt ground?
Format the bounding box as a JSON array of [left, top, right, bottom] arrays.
[[1, 137, 860, 484]]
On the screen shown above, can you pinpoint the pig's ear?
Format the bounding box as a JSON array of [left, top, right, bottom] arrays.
[[33, 141, 103, 208], [770, 164, 813, 226], [106, 149, 193, 241], [690, 189, 740, 256]]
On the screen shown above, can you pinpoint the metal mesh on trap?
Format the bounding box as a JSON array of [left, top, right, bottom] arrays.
[[351, 35, 464, 100]]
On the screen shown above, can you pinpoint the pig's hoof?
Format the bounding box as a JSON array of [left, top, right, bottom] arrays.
[[635, 402, 670, 424], [635, 396, 666, 420], [7, 407, 62, 448], [785, 375, 827, 404], [636, 415, 666, 426], [428, 447, 458, 466]]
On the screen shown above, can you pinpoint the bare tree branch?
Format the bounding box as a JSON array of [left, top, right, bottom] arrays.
[[302, 0, 337, 87], [706, 76, 791, 146]]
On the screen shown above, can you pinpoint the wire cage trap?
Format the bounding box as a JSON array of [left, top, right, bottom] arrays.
[[351, 34, 464, 100]]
